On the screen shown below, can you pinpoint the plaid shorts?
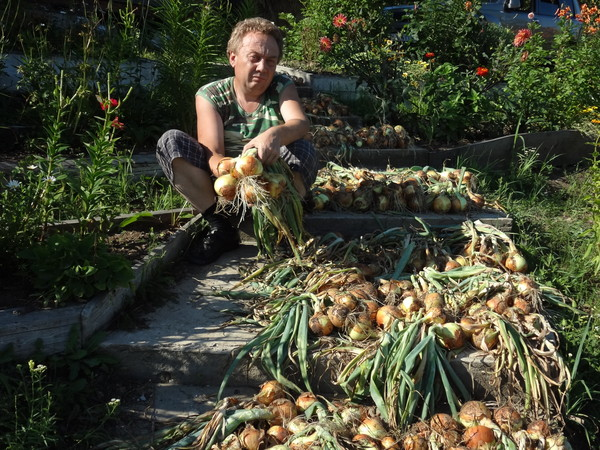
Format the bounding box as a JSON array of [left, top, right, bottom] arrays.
[[156, 129, 319, 190]]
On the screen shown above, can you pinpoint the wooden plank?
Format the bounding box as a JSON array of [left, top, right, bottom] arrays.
[[0, 307, 82, 356], [304, 209, 512, 238]]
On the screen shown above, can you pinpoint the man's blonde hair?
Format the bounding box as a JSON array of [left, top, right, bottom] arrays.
[[227, 17, 284, 62]]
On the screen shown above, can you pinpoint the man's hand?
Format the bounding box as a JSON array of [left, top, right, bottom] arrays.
[[243, 129, 281, 166]]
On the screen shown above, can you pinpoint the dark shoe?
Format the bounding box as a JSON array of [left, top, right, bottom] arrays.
[[186, 228, 240, 265]]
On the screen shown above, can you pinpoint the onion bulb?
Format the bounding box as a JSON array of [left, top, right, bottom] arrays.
[[333, 291, 358, 310], [348, 322, 372, 341], [450, 193, 468, 213], [432, 193, 452, 214], [430, 413, 461, 434], [268, 398, 297, 426], [239, 424, 265, 450], [255, 380, 286, 406], [380, 436, 400, 449], [357, 416, 387, 439], [352, 434, 380, 449], [234, 154, 263, 178], [471, 328, 499, 351], [526, 419, 551, 440], [327, 304, 350, 328], [504, 251, 528, 273], [309, 312, 335, 336], [402, 434, 429, 450], [463, 425, 496, 448], [434, 322, 466, 350], [376, 305, 402, 329], [286, 415, 308, 434], [295, 391, 318, 412], [214, 174, 238, 201], [493, 405, 523, 433], [459, 401, 492, 428], [266, 425, 289, 444], [263, 172, 287, 198], [216, 157, 237, 176]]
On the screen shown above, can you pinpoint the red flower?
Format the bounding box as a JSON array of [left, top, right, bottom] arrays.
[[100, 97, 119, 110], [111, 117, 125, 130], [513, 28, 532, 47], [425, 52, 435, 59], [332, 13, 347, 28], [320, 36, 333, 52], [476, 66, 489, 77]]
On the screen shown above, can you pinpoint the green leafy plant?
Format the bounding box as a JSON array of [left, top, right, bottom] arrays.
[[18, 232, 134, 306], [0, 360, 58, 450]]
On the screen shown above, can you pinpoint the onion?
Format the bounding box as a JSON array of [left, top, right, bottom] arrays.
[[214, 174, 238, 201], [471, 328, 499, 351], [424, 306, 447, 324], [309, 312, 335, 336], [255, 380, 286, 406], [334, 291, 358, 310], [216, 157, 237, 176], [486, 294, 510, 314], [459, 317, 486, 337], [352, 434, 380, 449], [348, 282, 378, 300], [430, 413, 461, 434], [220, 434, 242, 450], [295, 391, 318, 412], [327, 304, 350, 328], [312, 193, 330, 210], [400, 295, 422, 316], [266, 425, 289, 444], [459, 401, 492, 428], [333, 189, 354, 208], [263, 172, 287, 199], [380, 436, 400, 449], [348, 322, 373, 341], [512, 296, 532, 314], [432, 193, 452, 214], [493, 405, 523, 433], [234, 154, 263, 178], [375, 194, 391, 211], [526, 419, 551, 440], [467, 191, 485, 208], [269, 398, 298, 426], [444, 259, 462, 271], [239, 424, 265, 450], [362, 299, 380, 322], [504, 251, 528, 273], [402, 434, 429, 450], [450, 193, 468, 213], [286, 415, 308, 434], [376, 305, 402, 329], [434, 322, 466, 350], [544, 434, 570, 449], [424, 292, 444, 310], [463, 425, 496, 448], [357, 416, 387, 439]]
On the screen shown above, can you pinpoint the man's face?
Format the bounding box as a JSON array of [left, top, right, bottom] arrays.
[[230, 32, 279, 93]]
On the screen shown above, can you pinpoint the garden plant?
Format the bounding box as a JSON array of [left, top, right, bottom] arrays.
[[0, 0, 599, 447]]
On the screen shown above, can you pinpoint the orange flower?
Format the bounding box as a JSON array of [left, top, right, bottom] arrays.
[[465, 1, 472, 10], [513, 28, 532, 47], [476, 66, 489, 77], [319, 36, 333, 52], [520, 50, 529, 62], [556, 6, 572, 19], [332, 13, 347, 28], [425, 52, 435, 59]]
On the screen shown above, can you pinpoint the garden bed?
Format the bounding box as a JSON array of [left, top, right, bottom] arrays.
[[0, 209, 201, 359]]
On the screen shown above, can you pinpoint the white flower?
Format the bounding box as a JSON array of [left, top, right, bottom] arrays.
[[27, 164, 38, 170], [528, 12, 535, 20], [6, 180, 21, 189], [44, 175, 57, 183]]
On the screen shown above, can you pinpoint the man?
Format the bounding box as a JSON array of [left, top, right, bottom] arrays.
[[156, 17, 318, 265]]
